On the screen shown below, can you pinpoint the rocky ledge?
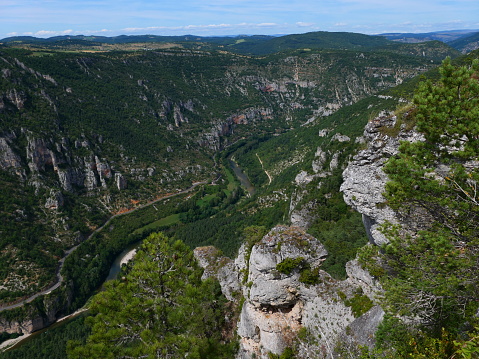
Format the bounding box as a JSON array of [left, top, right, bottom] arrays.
[[195, 226, 384, 358]]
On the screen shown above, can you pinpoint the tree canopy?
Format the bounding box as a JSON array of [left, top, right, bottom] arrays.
[[368, 57, 479, 357], [67, 232, 235, 359], [385, 57, 479, 244]]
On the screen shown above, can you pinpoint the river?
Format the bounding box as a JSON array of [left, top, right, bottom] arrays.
[[104, 241, 140, 282], [0, 244, 139, 353], [1, 160, 253, 352], [229, 158, 255, 196], [0, 182, 207, 314]]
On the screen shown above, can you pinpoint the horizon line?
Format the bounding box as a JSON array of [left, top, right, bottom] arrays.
[[2, 28, 478, 42]]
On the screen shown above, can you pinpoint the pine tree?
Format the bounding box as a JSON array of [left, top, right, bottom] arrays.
[[67, 232, 234, 359], [379, 57, 479, 332]]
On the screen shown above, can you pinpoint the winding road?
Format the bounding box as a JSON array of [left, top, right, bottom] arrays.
[[0, 182, 206, 313]]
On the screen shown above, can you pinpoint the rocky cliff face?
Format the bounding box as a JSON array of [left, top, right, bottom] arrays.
[[288, 134, 351, 229], [0, 289, 71, 335], [195, 226, 384, 358], [0, 132, 24, 177], [0, 129, 131, 192], [340, 111, 423, 245]]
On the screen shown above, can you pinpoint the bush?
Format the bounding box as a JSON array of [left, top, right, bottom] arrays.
[[276, 257, 304, 275]]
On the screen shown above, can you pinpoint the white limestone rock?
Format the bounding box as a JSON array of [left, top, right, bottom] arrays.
[[247, 226, 327, 306], [329, 151, 340, 171], [45, 190, 64, 210], [115, 172, 127, 190], [294, 170, 315, 186], [331, 133, 351, 142], [193, 246, 242, 302], [237, 301, 303, 358], [312, 147, 327, 174], [340, 111, 423, 245], [289, 201, 317, 229], [84, 168, 98, 190], [346, 258, 382, 300], [195, 226, 384, 359]]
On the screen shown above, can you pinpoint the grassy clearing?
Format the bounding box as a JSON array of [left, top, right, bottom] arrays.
[[132, 214, 181, 235], [225, 166, 238, 193], [29, 51, 55, 57], [196, 194, 216, 207]]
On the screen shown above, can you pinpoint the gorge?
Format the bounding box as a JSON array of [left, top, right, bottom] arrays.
[[0, 31, 478, 358]]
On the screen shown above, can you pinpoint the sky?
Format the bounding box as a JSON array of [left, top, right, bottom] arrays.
[[1, 0, 479, 39]]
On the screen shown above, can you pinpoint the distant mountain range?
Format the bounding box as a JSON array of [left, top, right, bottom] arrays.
[[379, 29, 478, 42], [379, 29, 479, 53], [1, 29, 478, 55]]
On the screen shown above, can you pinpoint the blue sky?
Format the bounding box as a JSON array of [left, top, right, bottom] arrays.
[[2, 0, 478, 39]]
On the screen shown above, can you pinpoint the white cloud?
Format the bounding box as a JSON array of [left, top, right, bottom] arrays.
[[184, 24, 232, 29], [296, 22, 314, 27], [123, 22, 283, 35], [34, 29, 73, 37]]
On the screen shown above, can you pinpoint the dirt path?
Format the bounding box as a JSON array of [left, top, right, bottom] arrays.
[[256, 153, 272, 185]]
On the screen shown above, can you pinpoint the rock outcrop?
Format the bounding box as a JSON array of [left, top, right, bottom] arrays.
[[194, 246, 241, 302], [0, 290, 69, 335], [200, 107, 274, 151], [195, 226, 384, 358], [0, 132, 130, 194], [0, 134, 24, 177], [340, 111, 423, 245], [44, 190, 64, 210]]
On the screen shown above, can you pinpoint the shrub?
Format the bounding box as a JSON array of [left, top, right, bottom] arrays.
[[276, 257, 304, 275]]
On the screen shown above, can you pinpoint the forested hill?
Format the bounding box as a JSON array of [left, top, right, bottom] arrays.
[[449, 31, 479, 53], [0, 36, 459, 337], [1, 30, 462, 57]]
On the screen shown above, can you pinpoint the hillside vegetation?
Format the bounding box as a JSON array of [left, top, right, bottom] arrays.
[[449, 31, 479, 53], [1, 33, 477, 359], [0, 39, 445, 304], [1, 31, 462, 57]]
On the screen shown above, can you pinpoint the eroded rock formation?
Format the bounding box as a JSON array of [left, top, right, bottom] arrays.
[[341, 111, 423, 245], [195, 226, 384, 358]]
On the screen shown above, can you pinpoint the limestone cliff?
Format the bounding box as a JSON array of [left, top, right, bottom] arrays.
[[195, 226, 384, 358], [0, 132, 24, 177], [340, 110, 423, 245], [0, 288, 71, 336]]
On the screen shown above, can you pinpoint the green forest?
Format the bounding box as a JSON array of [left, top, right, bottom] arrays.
[[2, 40, 434, 305]]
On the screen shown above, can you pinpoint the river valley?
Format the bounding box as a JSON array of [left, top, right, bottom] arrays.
[[0, 158, 255, 353]]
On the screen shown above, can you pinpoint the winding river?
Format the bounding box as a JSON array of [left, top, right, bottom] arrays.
[[0, 182, 206, 352], [229, 158, 255, 196], [1, 160, 254, 352], [0, 182, 206, 314], [0, 238, 143, 352]]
